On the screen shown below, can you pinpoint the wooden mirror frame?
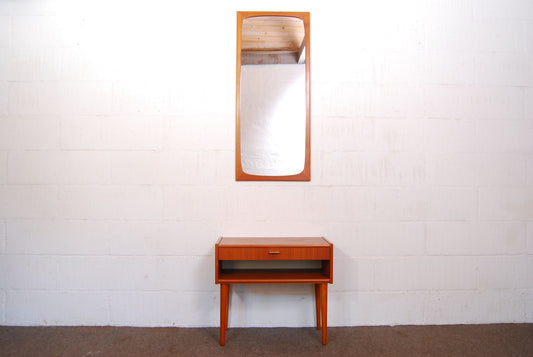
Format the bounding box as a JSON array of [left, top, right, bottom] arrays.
[[235, 11, 311, 181]]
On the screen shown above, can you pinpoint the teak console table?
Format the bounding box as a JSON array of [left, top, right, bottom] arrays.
[[215, 237, 333, 346]]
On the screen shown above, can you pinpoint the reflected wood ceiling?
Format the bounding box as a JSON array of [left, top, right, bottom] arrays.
[[241, 16, 305, 65]]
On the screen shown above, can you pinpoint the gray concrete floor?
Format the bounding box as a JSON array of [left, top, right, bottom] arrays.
[[1, 324, 532, 356]]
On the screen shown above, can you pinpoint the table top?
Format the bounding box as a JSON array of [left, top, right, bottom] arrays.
[[217, 237, 331, 247]]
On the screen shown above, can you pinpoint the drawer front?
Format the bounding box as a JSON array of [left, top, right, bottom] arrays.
[[218, 247, 330, 260]]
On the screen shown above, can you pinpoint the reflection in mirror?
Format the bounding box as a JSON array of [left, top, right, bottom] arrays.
[[236, 12, 310, 181]]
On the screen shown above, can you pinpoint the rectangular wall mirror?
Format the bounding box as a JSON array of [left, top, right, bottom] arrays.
[[236, 11, 310, 181]]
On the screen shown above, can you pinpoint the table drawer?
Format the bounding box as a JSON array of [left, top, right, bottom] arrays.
[[218, 247, 330, 260]]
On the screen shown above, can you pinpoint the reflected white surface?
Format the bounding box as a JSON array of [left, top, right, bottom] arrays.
[[240, 64, 306, 176]]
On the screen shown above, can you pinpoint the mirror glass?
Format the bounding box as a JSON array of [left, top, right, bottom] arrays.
[[236, 12, 310, 181]]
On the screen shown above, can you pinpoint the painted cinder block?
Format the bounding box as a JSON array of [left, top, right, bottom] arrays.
[[424, 85, 524, 121], [11, 15, 83, 48], [374, 256, 478, 291], [423, 118, 477, 152], [118, 150, 228, 186], [164, 115, 234, 152], [331, 258, 374, 292], [319, 152, 427, 187], [8, 150, 111, 185], [57, 255, 214, 292], [419, 0, 472, 19], [373, 188, 476, 221], [366, 84, 427, 118], [312, 116, 375, 153], [423, 290, 526, 325], [423, 52, 475, 85], [326, 222, 425, 257], [527, 88, 533, 121], [6, 219, 110, 255], [318, 187, 375, 222], [0, 291, 5, 324], [109, 151, 160, 185], [58, 185, 163, 220], [110, 80, 171, 115], [108, 291, 219, 327], [313, 51, 374, 84], [479, 188, 533, 220], [8, 46, 110, 81], [224, 284, 315, 327], [473, 0, 533, 20], [312, 82, 371, 117], [328, 292, 425, 326], [226, 186, 310, 222], [477, 256, 530, 289], [426, 221, 526, 255], [353, 15, 425, 52], [526, 290, 533, 322], [529, 156, 533, 186], [6, 291, 110, 326], [526, 21, 533, 54], [105, 220, 221, 256], [0, 16, 9, 48], [163, 185, 227, 222], [0, 53, 7, 80], [477, 119, 533, 153], [472, 19, 524, 53], [426, 153, 478, 186], [60, 115, 163, 150], [0, 151, 6, 184], [7, 151, 64, 184], [475, 53, 533, 87], [0, 185, 59, 219], [373, 118, 426, 152], [57, 256, 137, 291], [218, 220, 325, 242], [425, 17, 476, 52], [0, 81, 6, 115], [477, 153, 526, 186], [0, 255, 58, 290], [528, 223, 533, 254], [0, 220, 4, 254], [8, 81, 113, 115], [373, 51, 426, 84], [0, 117, 60, 150], [469, 86, 525, 120], [424, 86, 472, 119]]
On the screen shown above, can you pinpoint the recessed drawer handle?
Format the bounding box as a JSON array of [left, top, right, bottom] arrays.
[[268, 251, 281, 255]]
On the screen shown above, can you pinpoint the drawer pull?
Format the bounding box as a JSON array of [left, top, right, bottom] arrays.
[[268, 251, 281, 255]]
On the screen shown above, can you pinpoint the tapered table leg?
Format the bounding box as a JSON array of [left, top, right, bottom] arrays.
[[220, 284, 229, 346], [320, 283, 328, 345], [315, 284, 321, 330], [225, 284, 230, 331]]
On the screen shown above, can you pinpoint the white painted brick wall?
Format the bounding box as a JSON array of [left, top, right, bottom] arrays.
[[1, 0, 532, 327], [427, 222, 526, 255], [327, 222, 425, 257], [527, 222, 533, 254], [6, 291, 110, 326], [0, 290, 5, 324], [0, 220, 5, 254], [0, 16, 9, 48], [0, 151, 6, 184], [0, 117, 60, 150], [423, 290, 526, 324]]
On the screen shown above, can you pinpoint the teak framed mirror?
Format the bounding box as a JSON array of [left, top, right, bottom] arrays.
[[236, 11, 310, 181]]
